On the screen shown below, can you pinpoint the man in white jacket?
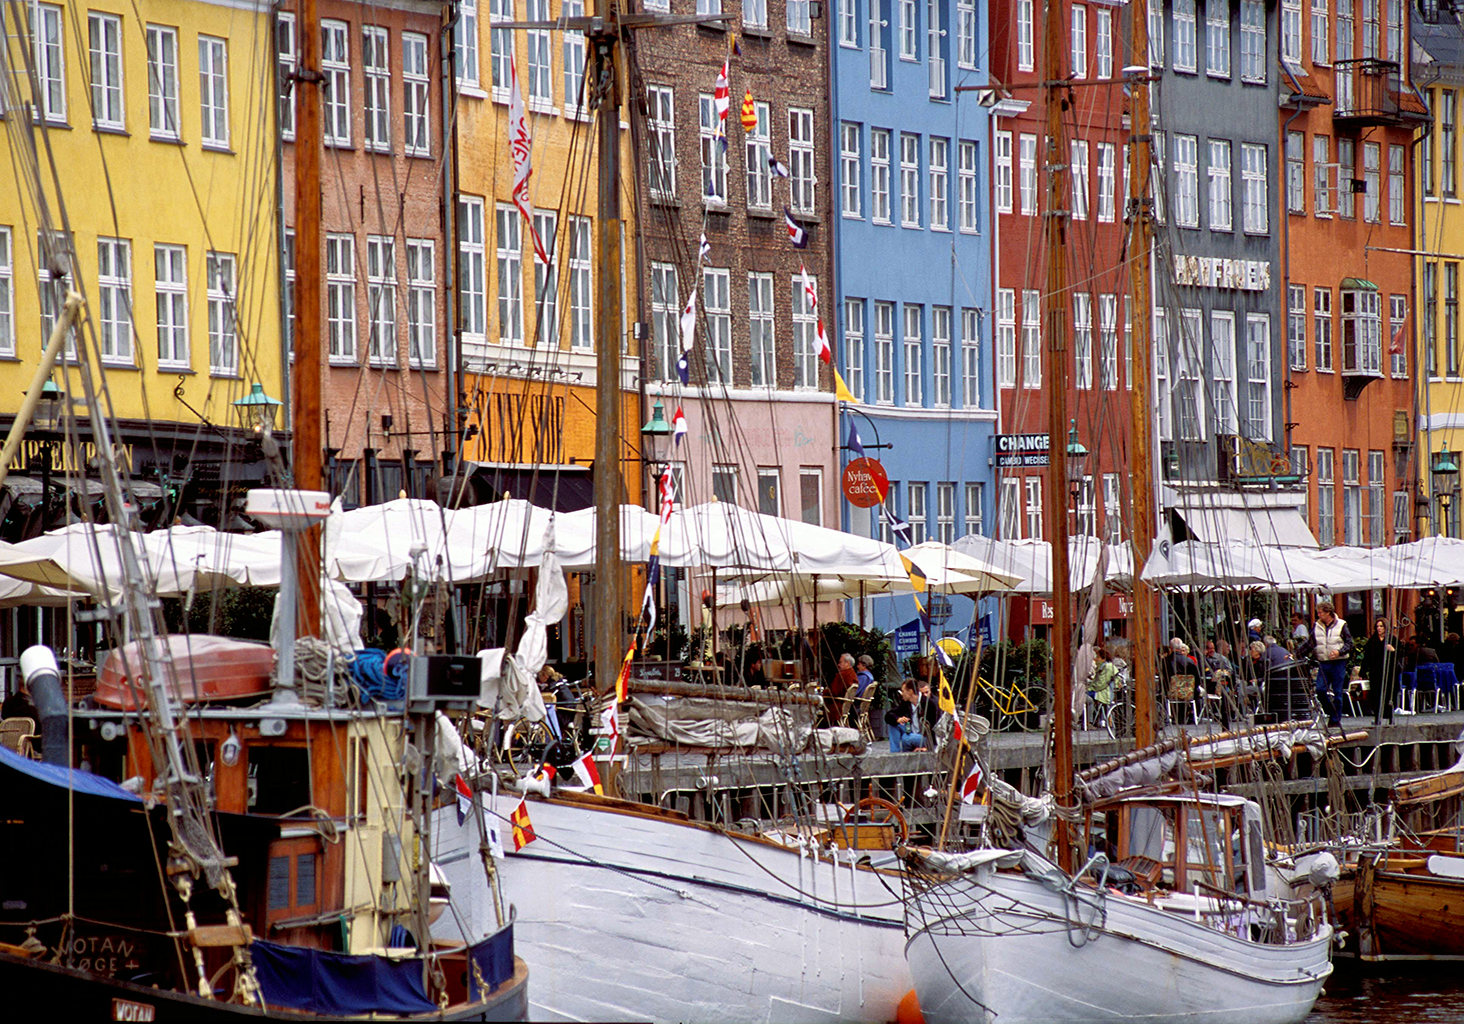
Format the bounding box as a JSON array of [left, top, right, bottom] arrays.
[[1297, 600, 1353, 727]]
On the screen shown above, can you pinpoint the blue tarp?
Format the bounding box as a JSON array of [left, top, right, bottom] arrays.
[[252, 940, 437, 1016], [0, 743, 142, 802], [469, 923, 515, 997]]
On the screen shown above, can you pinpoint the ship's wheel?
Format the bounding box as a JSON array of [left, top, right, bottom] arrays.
[[844, 796, 909, 845]]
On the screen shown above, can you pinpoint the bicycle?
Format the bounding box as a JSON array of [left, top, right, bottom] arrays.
[[503, 677, 600, 776], [972, 674, 1046, 732]]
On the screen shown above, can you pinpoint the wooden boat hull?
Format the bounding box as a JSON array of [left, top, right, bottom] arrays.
[[0, 949, 529, 1021], [906, 867, 1332, 1024], [1349, 856, 1464, 960], [432, 793, 911, 1023]]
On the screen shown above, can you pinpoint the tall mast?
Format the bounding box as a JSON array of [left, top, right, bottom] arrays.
[[1042, 0, 1074, 873], [1127, 0, 1157, 747], [592, 19, 625, 693], [292, 0, 324, 638]]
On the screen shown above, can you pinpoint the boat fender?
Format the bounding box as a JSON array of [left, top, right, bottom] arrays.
[[20, 645, 66, 766], [896, 989, 925, 1024], [1307, 852, 1341, 887]]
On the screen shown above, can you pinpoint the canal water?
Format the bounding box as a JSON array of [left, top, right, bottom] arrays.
[[1307, 969, 1464, 1022]]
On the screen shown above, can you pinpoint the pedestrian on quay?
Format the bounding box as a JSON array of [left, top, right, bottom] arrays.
[[1297, 600, 1353, 728], [1363, 618, 1397, 725]]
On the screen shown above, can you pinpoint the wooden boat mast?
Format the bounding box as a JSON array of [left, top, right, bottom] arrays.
[[1042, 0, 1075, 874], [1127, 0, 1158, 748]]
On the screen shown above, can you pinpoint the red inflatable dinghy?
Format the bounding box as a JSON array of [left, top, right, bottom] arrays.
[[94, 634, 276, 710]]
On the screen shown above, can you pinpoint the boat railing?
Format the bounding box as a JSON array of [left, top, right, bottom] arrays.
[[1191, 879, 1326, 944]]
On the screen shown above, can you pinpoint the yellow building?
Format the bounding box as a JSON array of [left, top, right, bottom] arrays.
[[0, 0, 284, 532]]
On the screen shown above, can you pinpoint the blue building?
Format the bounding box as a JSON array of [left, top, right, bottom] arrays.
[[828, 0, 997, 638]]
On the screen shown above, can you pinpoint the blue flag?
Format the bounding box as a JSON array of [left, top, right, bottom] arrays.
[[847, 420, 866, 460]]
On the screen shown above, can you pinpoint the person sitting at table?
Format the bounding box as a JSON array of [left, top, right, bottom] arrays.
[[825, 653, 859, 727], [885, 680, 929, 753]]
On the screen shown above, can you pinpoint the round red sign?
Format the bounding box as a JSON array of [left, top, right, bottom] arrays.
[[842, 458, 890, 508]]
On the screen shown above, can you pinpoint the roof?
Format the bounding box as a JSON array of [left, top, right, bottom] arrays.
[[1414, 9, 1464, 75]]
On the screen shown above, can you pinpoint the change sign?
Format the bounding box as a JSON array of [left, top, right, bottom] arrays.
[[995, 433, 1050, 468]]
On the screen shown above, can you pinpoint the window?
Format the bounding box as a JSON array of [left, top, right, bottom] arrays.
[[0, 228, 12, 357], [1017, 0, 1034, 70], [1287, 131, 1305, 214], [1342, 449, 1362, 545], [870, 0, 889, 86], [1176, 309, 1204, 440], [456, 0, 479, 86], [705, 268, 731, 383], [793, 274, 819, 389], [1174, 134, 1198, 227], [930, 138, 950, 230], [1426, 262, 1438, 377], [1149, 2, 1165, 65], [1245, 314, 1272, 439], [712, 465, 739, 504], [700, 94, 728, 204], [997, 288, 1017, 388], [1155, 310, 1172, 440], [1362, 0, 1378, 56], [932, 306, 951, 406], [750, 273, 776, 386], [1390, 293, 1407, 378], [1394, 490, 1410, 543], [790, 108, 816, 214], [757, 469, 781, 517], [839, 0, 857, 43], [96, 238, 132, 363], [841, 123, 862, 218], [871, 129, 892, 222], [874, 301, 895, 402], [800, 470, 823, 526], [1101, 473, 1122, 542], [367, 236, 396, 366], [1339, 138, 1357, 219], [1368, 450, 1386, 546], [458, 197, 486, 341], [901, 133, 921, 226], [1387, 0, 1402, 60], [1022, 290, 1041, 387], [1072, 4, 1089, 78], [1442, 265, 1456, 376], [207, 252, 238, 376], [1211, 311, 1236, 433], [1096, 9, 1113, 77], [1024, 476, 1043, 539], [1207, 0, 1230, 76], [1074, 293, 1093, 388], [995, 132, 1013, 214], [277, 16, 296, 140], [746, 0, 768, 27], [899, 0, 917, 58], [526, 0, 552, 108], [957, 0, 977, 68], [199, 36, 228, 148], [845, 299, 866, 398], [403, 33, 431, 156], [934, 482, 955, 544], [407, 239, 435, 367], [789, 0, 812, 34], [1100, 294, 1118, 390], [563, 0, 586, 113], [1444, 92, 1457, 198], [496, 205, 523, 344], [999, 477, 1021, 537], [89, 13, 124, 130], [154, 244, 188, 368], [962, 307, 980, 405], [1314, 286, 1333, 371], [929, 0, 947, 97], [532, 210, 557, 347], [1312, 0, 1329, 65], [1313, 134, 1331, 216], [321, 21, 350, 146], [1364, 142, 1381, 222], [965, 482, 985, 536], [1096, 143, 1116, 222], [1208, 139, 1233, 231], [1153, 132, 1166, 224], [30, 4, 65, 123], [1240, 0, 1266, 82], [363, 27, 390, 152], [1019, 134, 1038, 215], [1341, 285, 1384, 376], [1289, 284, 1307, 370], [568, 217, 592, 350], [1124, 294, 1133, 388], [1282, 0, 1302, 62], [1071, 140, 1090, 221], [1317, 447, 1336, 546], [957, 140, 979, 232], [490, 0, 514, 96], [326, 234, 356, 361], [1389, 145, 1405, 225], [647, 87, 676, 200], [1173, 0, 1196, 72], [651, 262, 678, 380], [908, 483, 928, 543], [1241, 143, 1267, 234], [904, 304, 923, 404]]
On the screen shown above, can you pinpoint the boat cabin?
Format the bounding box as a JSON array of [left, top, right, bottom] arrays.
[[1085, 792, 1268, 899]]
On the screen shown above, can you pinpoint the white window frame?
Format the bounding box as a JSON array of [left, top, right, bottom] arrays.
[[747, 100, 771, 210], [1240, 0, 1266, 83], [746, 0, 769, 28], [936, 481, 955, 544], [1288, 283, 1307, 371], [1388, 144, 1405, 225], [525, 0, 553, 111], [801, 468, 824, 527], [1096, 142, 1116, 222], [964, 482, 985, 537], [88, 12, 124, 131], [1315, 286, 1334, 371], [957, 139, 978, 232], [496, 203, 524, 345], [1074, 293, 1093, 388], [0, 228, 14, 357], [1022, 289, 1041, 388], [1341, 287, 1382, 375], [845, 298, 866, 399], [932, 306, 952, 407], [930, 137, 950, 231], [874, 301, 895, 402], [1314, 134, 1332, 216], [1211, 310, 1237, 434], [32, 4, 66, 124], [1311, 0, 1329, 65], [700, 93, 729, 206], [198, 35, 229, 150], [367, 235, 397, 366], [749, 272, 776, 387], [363, 26, 391, 153], [532, 209, 558, 347], [1245, 313, 1273, 440], [870, 0, 889, 87], [999, 476, 1021, 538], [793, 273, 820, 390], [1172, 0, 1196, 73], [1286, 130, 1305, 214], [1389, 293, 1407, 378], [928, 0, 947, 98], [1024, 476, 1043, 539], [490, 0, 514, 99], [459, 196, 486, 343], [1363, 141, 1381, 223], [1207, 0, 1231, 77], [1019, 134, 1037, 215], [1017, 0, 1034, 71], [871, 128, 892, 223], [1241, 143, 1268, 234], [997, 289, 1016, 388], [839, 0, 857, 45], [1099, 293, 1118, 390], [147, 25, 180, 139], [568, 216, 593, 350], [901, 132, 921, 227], [842, 122, 863, 219], [326, 233, 357, 363], [1176, 308, 1205, 441], [903, 303, 923, 405], [1282, 0, 1303, 64], [1174, 134, 1199, 227], [1071, 4, 1088, 79], [456, 0, 480, 87], [407, 239, 436, 368], [705, 267, 731, 383], [651, 262, 679, 380], [648, 86, 677, 200], [276, 15, 296, 141], [97, 237, 133, 364], [962, 307, 980, 405], [563, 0, 587, 115], [956, 0, 977, 69], [403, 33, 431, 156], [995, 131, 1013, 214], [1095, 8, 1113, 77], [908, 482, 928, 543], [321, 20, 350, 147], [790, 107, 817, 214], [789, 0, 812, 35], [1071, 140, 1090, 221], [899, 0, 917, 59], [206, 251, 239, 376]]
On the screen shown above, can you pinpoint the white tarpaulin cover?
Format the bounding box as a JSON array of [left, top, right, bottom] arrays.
[[951, 535, 1133, 594]]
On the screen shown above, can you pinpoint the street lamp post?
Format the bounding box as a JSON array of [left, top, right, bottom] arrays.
[[1065, 419, 1090, 531], [233, 383, 284, 435], [639, 400, 675, 656], [1433, 444, 1459, 540], [30, 379, 64, 531]]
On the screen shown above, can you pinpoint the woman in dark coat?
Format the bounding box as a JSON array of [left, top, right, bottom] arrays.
[[1363, 619, 1397, 724]]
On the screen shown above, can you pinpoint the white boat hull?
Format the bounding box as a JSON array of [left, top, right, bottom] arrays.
[[432, 795, 911, 1023], [906, 868, 1332, 1024]]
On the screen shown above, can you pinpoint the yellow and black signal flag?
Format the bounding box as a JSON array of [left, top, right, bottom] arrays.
[[901, 554, 929, 594], [740, 88, 757, 131]]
